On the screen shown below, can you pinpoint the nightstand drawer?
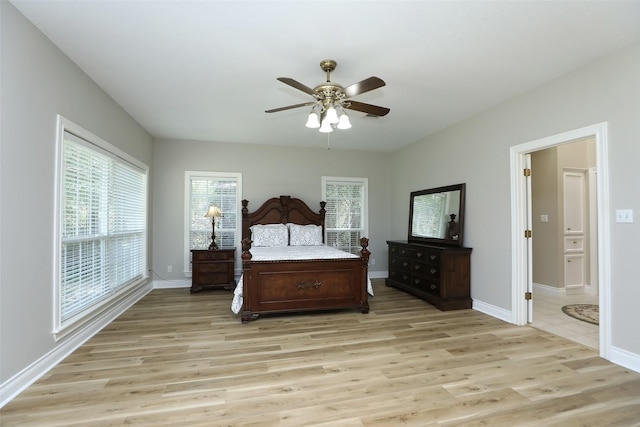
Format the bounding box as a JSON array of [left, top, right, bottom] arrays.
[[192, 250, 234, 261]]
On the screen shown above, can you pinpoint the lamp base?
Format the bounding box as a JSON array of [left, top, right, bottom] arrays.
[[208, 241, 218, 251]]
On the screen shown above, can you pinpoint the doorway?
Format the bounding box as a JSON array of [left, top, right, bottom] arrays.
[[529, 140, 598, 350], [510, 122, 611, 359]]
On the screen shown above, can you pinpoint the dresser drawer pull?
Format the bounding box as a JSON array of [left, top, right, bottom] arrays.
[[403, 262, 409, 268], [430, 268, 437, 274], [430, 284, 437, 290], [416, 252, 423, 258], [430, 255, 437, 260], [297, 280, 323, 290]]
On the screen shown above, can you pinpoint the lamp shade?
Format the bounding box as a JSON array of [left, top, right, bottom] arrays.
[[204, 205, 222, 218], [325, 106, 339, 124], [337, 113, 352, 129], [319, 118, 333, 133], [305, 112, 320, 128]]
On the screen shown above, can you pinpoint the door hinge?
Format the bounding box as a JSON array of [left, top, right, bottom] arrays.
[[523, 168, 531, 177], [525, 292, 532, 300], [524, 229, 532, 238]]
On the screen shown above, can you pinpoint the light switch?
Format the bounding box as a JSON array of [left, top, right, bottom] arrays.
[[615, 209, 633, 223], [540, 214, 549, 223]]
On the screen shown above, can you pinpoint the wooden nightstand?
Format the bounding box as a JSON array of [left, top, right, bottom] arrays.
[[190, 248, 236, 293]]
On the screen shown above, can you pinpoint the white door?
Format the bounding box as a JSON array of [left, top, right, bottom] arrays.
[[563, 169, 586, 288], [525, 154, 533, 322]]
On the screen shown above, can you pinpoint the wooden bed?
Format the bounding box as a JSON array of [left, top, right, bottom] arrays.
[[239, 195, 370, 323]]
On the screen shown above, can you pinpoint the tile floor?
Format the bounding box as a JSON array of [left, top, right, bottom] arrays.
[[531, 289, 599, 350]]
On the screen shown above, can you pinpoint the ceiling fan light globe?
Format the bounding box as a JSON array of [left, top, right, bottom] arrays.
[[319, 119, 333, 133], [337, 114, 351, 130], [325, 106, 339, 124], [305, 112, 320, 128]]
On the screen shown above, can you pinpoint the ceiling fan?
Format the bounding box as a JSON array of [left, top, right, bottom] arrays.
[[265, 59, 389, 132]]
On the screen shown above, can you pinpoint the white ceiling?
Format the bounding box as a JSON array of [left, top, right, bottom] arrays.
[[11, 0, 640, 152]]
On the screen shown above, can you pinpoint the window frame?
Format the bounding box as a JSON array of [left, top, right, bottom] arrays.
[[183, 171, 242, 276], [321, 176, 369, 255], [53, 116, 149, 338]]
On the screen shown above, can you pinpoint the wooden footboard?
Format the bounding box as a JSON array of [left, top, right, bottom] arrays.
[[240, 237, 370, 323]]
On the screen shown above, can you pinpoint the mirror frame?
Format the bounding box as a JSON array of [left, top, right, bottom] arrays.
[[408, 183, 466, 247]]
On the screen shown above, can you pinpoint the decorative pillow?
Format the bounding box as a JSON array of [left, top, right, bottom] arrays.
[[250, 223, 289, 247], [289, 223, 323, 246]]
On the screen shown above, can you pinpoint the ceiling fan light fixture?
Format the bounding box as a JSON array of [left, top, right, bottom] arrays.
[[337, 113, 351, 130], [305, 111, 320, 128], [266, 59, 389, 136], [319, 118, 333, 133]]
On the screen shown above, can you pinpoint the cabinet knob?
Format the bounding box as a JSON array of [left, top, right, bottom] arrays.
[[416, 252, 423, 258], [430, 255, 436, 260], [430, 284, 437, 290], [430, 268, 437, 275]]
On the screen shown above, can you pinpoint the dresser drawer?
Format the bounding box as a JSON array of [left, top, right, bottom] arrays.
[[192, 250, 234, 261], [196, 262, 230, 274], [412, 262, 439, 278], [389, 256, 412, 273], [388, 269, 410, 286], [411, 276, 440, 295]]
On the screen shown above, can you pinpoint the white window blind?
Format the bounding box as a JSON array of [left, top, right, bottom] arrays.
[[322, 177, 368, 255], [185, 172, 241, 273], [60, 131, 147, 324]]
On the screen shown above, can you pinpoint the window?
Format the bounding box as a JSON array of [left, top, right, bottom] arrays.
[[184, 172, 242, 274], [322, 177, 368, 255], [55, 117, 148, 334]]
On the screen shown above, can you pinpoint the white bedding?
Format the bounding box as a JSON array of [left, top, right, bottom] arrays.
[[231, 245, 374, 314]]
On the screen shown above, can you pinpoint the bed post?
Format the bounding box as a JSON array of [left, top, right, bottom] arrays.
[[240, 237, 258, 323], [360, 237, 371, 314]]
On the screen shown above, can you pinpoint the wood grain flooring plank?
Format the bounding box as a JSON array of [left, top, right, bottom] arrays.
[[1, 280, 639, 426]]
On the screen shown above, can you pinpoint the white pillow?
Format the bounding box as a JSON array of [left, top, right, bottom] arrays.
[[250, 223, 288, 247], [289, 224, 323, 246]]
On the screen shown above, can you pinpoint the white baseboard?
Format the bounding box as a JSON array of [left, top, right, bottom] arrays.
[[533, 282, 566, 297], [472, 299, 513, 323], [610, 345, 640, 374], [0, 282, 152, 408], [152, 279, 191, 289], [368, 270, 387, 279]]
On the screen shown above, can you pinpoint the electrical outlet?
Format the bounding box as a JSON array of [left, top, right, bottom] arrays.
[[616, 209, 633, 223], [167, 265, 172, 272], [540, 214, 549, 223], [370, 258, 375, 265]]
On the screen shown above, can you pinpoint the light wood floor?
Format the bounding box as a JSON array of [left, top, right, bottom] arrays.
[[2, 280, 640, 426]]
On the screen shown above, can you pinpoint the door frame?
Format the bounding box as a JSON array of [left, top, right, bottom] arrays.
[[509, 122, 611, 359]]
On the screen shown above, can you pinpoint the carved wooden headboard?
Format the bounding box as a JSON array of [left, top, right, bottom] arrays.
[[241, 195, 326, 242]]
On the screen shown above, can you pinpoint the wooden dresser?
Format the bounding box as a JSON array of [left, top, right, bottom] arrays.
[[386, 240, 472, 310], [190, 248, 236, 293]]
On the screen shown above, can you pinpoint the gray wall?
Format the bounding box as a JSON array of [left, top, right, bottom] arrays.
[[390, 43, 640, 355], [151, 139, 392, 279], [0, 2, 153, 386]]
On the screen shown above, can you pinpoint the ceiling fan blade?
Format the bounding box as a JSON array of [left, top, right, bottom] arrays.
[[344, 100, 390, 117], [344, 77, 386, 98], [277, 77, 316, 96], [265, 102, 315, 113]]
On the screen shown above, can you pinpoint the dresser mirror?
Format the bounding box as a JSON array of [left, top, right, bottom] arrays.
[[408, 183, 466, 246]]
